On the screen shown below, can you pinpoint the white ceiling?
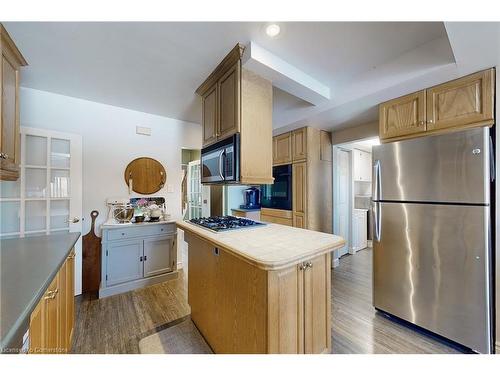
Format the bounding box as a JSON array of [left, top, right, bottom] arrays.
[[4, 22, 500, 132]]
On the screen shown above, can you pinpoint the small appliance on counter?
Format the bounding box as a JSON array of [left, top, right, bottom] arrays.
[[240, 186, 261, 209], [106, 198, 134, 224], [189, 216, 265, 232]]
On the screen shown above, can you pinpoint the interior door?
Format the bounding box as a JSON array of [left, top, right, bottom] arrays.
[[333, 148, 350, 258], [187, 160, 202, 219], [143, 235, 174, 277], [0, 127, 83, 292]]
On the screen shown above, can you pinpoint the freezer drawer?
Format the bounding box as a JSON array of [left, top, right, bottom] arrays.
[[373, 202, 492, 353], [372, 127, 490, 204]]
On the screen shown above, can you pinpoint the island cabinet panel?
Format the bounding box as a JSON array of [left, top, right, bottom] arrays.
[[184, 230, 334, 354], [267, 265, 304, 354], [292, 162, 307, 229], [29, 250, 75, 354], [426, 68, 494, 132], [303, 253, 331, 354], [268, 253, 331, 354], [187, 233, 267, 353], [187, 234, 219, 349]]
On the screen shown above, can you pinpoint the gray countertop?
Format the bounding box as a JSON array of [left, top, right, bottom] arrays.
[[0, 232, 80, 353]]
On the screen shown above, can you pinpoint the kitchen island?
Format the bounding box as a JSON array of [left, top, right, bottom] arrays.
[[176, 220, 345, 354]]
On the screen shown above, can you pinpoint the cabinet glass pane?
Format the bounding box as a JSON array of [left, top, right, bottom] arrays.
[[51, 138, 70, 168], [0, 180, 20, 198], [26, 168, 47, 198], [50, 200, 69, 229], [50, 169, 70, 198], [0, 201, 20, 233], [26, 200, 46, 231], [26, 135, 47, 166]]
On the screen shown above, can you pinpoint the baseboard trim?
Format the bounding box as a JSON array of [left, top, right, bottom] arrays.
[[99, 271, 179, 298]]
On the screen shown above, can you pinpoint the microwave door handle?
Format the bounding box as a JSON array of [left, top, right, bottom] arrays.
[[218, 150, 225, 180]]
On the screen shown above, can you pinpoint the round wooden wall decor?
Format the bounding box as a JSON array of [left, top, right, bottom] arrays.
[[124, 157, 166, 195]]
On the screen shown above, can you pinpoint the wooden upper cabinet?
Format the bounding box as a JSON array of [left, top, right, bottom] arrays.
[[218, 62, 240, 140], [319, 130, 332, 162], [202, 83, 218, 146], [273, 132, 292, 165], [292, 127, 308, 161], [0, 24, 27, 181], [379, 90, 426, 141], [426, 68, 495, 131]]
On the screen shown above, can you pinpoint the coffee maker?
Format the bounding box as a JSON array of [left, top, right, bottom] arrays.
[[240, 187, 261, 209]]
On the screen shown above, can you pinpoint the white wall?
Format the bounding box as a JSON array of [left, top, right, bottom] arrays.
[[20, 88, 202, 292]]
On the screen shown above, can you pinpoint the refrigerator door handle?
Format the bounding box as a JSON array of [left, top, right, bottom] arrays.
[[373, 202, 381, 242], [489, 136, 495, 182], [373, 159, 381, 201]]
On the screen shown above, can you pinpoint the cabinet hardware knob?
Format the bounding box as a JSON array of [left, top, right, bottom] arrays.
[[144, 255, 147, 261], [419, 121, 425, 126], [306, 261, 313, 269], [139, 256, 143, 262], [299, 263, 306, 271], [428, 119, 434, 124], [0, 153, 8, 159]]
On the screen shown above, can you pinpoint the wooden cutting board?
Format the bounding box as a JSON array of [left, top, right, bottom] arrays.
[[82, 210, 101, 293]]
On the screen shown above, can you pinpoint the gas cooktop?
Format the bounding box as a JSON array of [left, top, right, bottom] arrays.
[[189, 216, 266, 232]]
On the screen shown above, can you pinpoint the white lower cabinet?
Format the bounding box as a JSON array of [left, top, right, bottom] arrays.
[[106, 239, 144, 286], [100, 223, 177, 298], [143, 235, 175, 278], [351, 209, 368, 253]]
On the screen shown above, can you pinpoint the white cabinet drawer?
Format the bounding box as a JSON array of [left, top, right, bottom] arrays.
[[106, 223, 175, 241]]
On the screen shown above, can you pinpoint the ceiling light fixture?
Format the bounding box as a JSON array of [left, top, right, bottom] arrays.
[[265, 24, 281, 38]]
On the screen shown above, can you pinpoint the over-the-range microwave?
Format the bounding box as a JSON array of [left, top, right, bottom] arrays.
[[201, 134, 240, 184]]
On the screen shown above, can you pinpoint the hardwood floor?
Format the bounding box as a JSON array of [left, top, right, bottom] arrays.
[[72, 248, 462, 354], [71, 272, 190, 353], [331, 248, 461, 354]]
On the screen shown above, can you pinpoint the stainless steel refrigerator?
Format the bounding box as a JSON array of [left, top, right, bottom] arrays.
[[372, 126, 494, 353]]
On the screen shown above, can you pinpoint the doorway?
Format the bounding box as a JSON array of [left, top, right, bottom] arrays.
[[333, 147, 351, 265]]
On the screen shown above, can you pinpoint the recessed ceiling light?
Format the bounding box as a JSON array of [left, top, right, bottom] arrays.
[[265, 24, 281, 38]]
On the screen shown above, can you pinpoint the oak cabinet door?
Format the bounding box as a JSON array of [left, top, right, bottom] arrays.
[[44, 276, 59, 353], [303, 253, 331, 354], [202, 83, 218, 146], [218, 62, 240, 140], [29, 300, 44, 353], [379, 91, 426, 140], [292, 128, 307, 161], [293, 213, 306, 229], [1, 55, 20, 176], [143, 235, 174, 278], [292, 162, 307, 228], [426, 69, 495, 131], [268, 264, 304, 353], [273, 132, 292, 165], [57, 259, 67, 353]]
